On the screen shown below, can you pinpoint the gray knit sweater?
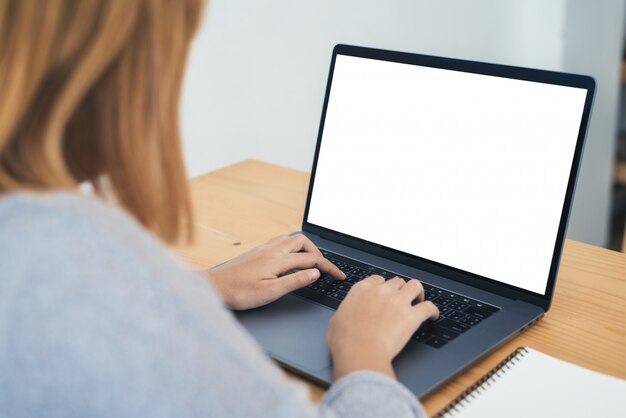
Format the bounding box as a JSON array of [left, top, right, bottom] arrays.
[[0, 193, 426, 417]]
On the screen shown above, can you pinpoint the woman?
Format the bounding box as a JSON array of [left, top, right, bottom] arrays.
[[0, 1, 438, 417]]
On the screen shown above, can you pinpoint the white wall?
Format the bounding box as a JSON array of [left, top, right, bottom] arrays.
[[180, 0, 624, 247], [561, 0, 625, 247]]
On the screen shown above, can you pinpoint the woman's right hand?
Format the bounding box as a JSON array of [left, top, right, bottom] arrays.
[[327, 275, 439, 381]]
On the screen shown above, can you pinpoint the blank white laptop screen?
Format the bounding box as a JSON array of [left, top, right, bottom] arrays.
[[307, 54, 588, 295]]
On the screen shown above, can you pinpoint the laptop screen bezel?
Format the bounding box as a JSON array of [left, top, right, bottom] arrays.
[[302, 44, 595, 311]]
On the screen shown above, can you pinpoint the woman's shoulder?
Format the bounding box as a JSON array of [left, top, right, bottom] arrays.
[[0, 191, 205, 303], [0, 191, 169, 265], [0, 191, 151, 247]]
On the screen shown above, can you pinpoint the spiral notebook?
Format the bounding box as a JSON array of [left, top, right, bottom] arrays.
[[434, 347, 626, 418]]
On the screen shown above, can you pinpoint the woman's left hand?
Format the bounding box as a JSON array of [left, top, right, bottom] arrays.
[[206, 234, 346, 310]]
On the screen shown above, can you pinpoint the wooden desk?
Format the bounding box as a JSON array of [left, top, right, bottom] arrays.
[[176, 159, 626, 416]]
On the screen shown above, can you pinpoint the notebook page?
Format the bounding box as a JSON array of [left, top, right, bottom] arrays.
[[441, 348, 626, 418]]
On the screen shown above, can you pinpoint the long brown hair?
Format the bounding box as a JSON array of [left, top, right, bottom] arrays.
[[0, 0, 204, 243]]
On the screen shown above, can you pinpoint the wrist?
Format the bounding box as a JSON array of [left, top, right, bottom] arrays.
[[204, 269, 235, 308], [330, 342, 396, 381]]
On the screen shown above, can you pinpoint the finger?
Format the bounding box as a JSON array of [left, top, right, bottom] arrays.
[[400, 279, 425, 303], [283, 236, 347, 279], [285, 234, 323, 255], [385, 277, 405, 289], [267, 268, 321, 298], [361, 274, 385, 285], [411, 301, 440, 326], [287, 253, 346, 280]]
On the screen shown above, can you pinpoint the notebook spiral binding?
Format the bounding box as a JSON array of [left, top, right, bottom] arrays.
[[433, 347, 529, 418]]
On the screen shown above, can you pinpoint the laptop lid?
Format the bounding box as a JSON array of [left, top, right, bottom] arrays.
[[302, 44, 595, 311]]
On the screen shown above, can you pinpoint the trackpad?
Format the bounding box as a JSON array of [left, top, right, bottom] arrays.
[[235, 294, 333, 372]]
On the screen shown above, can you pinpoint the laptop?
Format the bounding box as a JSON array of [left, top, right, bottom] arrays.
[[235, 44, 595, 398]]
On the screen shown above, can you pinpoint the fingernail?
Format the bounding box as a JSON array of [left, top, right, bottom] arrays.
[[307, 269, 320, 281]]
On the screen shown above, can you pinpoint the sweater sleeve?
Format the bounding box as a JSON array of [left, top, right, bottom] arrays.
[[321, 371, 427, 417], [0, 193, 427, 418]]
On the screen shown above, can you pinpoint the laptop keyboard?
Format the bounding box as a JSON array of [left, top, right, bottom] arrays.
[[292, 250, 500, 349]]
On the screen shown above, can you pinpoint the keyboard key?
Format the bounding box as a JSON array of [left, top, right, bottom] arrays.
[[438, 306, 452, 316], [320, 288, 335, 296], [413, 328, 432, 342], [437, 318, 471, 333], [313, 283, 331, 292], [319, 280, 338, 291], [345, 274, 362, 284], [335, 282, 353, 291], [425, 337, 448, 348], [480, 303, 500, 313], [353, 268, 369, 278], [432, 326, 460, 341], [463, 306, 493, 319], [434, 296, 452, 306], [341, 265, 356, 274], [330, 290, 348, 300], [448, 301, 468, 311], [472, 301, 498, 312], [425, 292, 438, 301], [309, 282, 322, 290], [317, 276, 334, 285], [446, 311, 467, 321], [460, 316, 482, 326]]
